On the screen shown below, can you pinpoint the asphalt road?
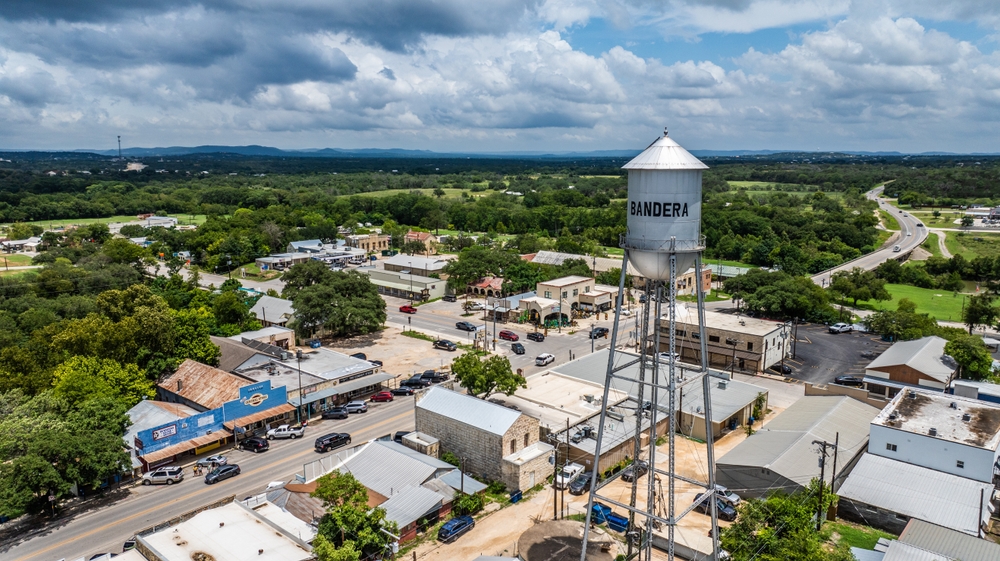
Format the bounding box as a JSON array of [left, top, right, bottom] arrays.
[[783, 323, 890, 385], [811, 186, 929, 287], [2, 399, 417, 561]]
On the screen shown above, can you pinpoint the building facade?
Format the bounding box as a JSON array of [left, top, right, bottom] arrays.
[[346, 233, 390, 253], [383, 254, 449, 277], [864, 336, 957, 397], [660, 310, 788, 374]]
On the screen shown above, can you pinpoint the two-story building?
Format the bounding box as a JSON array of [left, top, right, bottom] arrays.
[[864, 336, 958, 397], [660, 309, 789, 374], [346, 233, 391, 253], [404, 230, 436, 254], [383, 254, 449, 277]]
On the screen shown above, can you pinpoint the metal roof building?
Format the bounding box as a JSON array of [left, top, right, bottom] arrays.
[[865, 336, 957, 393], [716, 396, 880, 497], [378, 485, 444, 531], [898, 519, 1000, 561], [837, 453, 996, 536], [417, 386, 522, 436], [249, 295, 296, 327]]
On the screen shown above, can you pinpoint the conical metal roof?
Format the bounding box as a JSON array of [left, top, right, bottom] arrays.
[[622, 129, 708, 170]]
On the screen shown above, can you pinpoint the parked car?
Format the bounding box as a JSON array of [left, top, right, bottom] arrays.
[[393, 431, 411, 444], [315, 432, 351, 453], [657, 351, 680, 362], [433, 339, 457, 351], [442, 294, 457, 302], [568, 471, 593, 496], [828, 323, 853, 334], [399, 304, 418, 314], [438, 515, 475, 543], [526, 332, 545, 342], [239, 437, 269, 453], [714, 484, 742, 508], [205, 464, 241, 484], [498, 330, 519, 341], [370, 391, 394, 403], [455, 321, 478, 332], [464, 302, 485, 311], [535, 353, 555, 366], [511, 342, 525, 355], [390, 387, 415, 396], [769, 363, 792, 375], [420, 370, 449, 383], [196, 455, 228, 468], [590, 327, 609, 339], [322, 407, 349, 420], [345, 400, 369, 413], [401, 376, 431, 388], [620, 459, 649, 483], [693, 492, 738, 521], [142, 466, 184, 486], [555, 462, 585, 490], [834, 375, 864, 387], [266, 424, 305, 440]]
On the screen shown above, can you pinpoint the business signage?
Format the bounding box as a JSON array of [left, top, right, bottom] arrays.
[[152, 424, 178, 441], [242, 393, 268, 407]]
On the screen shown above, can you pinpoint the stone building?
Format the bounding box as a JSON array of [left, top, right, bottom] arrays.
[[659, 308, 788, 374], [415, 386, 553, 491], [346, 233, 390, 253]]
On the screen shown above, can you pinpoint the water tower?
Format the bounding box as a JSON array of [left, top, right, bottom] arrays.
[[580, 129, 721, 561]]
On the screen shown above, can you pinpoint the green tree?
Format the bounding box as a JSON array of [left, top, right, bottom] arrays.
[[311, 471, 398, 561], [945, 335, 994, 380], [101, 237, 150, 267], [289, 271, 386, 338], [51, 356, 153, 409], [172, 307, 222, 366], [281, 260, 336, 299], [962, 293, 999, 335], [400, 239, 428, 255], [452, 352, 526, 398], [961, 215, 975, 228], [213, 291, 252, 328], [829, 267, 891, 308]]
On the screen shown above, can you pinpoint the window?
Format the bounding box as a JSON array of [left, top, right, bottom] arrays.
[[676, 330, 686, 337], [957, 460, 964, 469], [886, 443, 897, 452], [572, 289, 579, 297], [524, 433, 529, 446], [584, 286, 590, 293], [544, 291, 551, 299], [562, 291, 568, 298], [747, 342, 754, 351], [709, 335, 720, 343], [510, 440, 515, 454], [692, 332, 700, 339]]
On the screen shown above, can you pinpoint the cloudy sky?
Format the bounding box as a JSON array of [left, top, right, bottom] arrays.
[[1, 0, 999, 153]]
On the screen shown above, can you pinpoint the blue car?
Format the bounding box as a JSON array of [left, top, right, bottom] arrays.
[[438, 515, 475, 543]]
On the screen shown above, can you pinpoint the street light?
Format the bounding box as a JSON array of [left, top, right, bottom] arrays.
[[295, 349, 304, 424]]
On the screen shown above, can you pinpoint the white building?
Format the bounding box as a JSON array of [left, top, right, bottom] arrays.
[[868, 389, 1000, 484]]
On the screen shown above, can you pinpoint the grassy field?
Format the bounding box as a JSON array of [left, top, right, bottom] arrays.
[[0, 269, 34, 278], [728, 181, 816, 190], [858, 283, 969, 321], [708, 258, 757, 269], [920, 234, 943, 259], [876, 229, 893, 247], [822, 521, 896, 549], [5, 213, 208, 228], [357, 188, 473, 199], [878, 209, 900, 230], [944, 231, 1000, 260], [0, 254, 33, 266], [906, 209, 964, 227]]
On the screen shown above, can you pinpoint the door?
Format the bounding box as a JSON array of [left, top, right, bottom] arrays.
[[529, 471, 535, 488]]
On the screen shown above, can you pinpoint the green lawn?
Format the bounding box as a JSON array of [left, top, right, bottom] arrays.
[[728, 181, 817, 191], [355, 188, 473, 199], [0, 254, 33, 266], [823, 521, 896, 549], [709, 258, 758, 269], [857, 283, 969, 321], [878, 209, 900, 231], [0, 269, 34, 278], [944, 232, 1000, 261], [920, 234, 942, 259], [5, 213, 208, 228]]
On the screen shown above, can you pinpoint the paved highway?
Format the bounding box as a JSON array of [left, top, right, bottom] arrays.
[[811, 186, 928, 287], [3, 401, 416, 561]]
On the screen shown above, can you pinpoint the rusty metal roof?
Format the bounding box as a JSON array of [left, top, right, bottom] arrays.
[[159, 359, 247, 409]]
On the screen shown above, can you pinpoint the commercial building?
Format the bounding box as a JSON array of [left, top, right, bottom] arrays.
[[250, 295, 296, 328], [231, 325, 295, 350], [536, 275, 595, 310], [346, 233, 391, 253], [1, 236, 41, 252], [383, 254, 449, 277], [658, 308, 789, 374], [868, 390, 1000, 483], [526, 251, 711, 295], [716, 396, 880, 497], [470, 276, 505, 297], [124, 400, 200, 476], [404, 230, 436, 254], [864, 336, 957, 397], [364, 269, 447, 301], [415, 386, 553, 491], [894, 519, 1000, 561], [837, 453, 996, 536]]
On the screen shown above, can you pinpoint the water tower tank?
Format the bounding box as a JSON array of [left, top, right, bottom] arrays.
[[622, 129, 707, 280]]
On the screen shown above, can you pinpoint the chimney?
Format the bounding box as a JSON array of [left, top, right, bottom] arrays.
[[929, 427, 938, 437]]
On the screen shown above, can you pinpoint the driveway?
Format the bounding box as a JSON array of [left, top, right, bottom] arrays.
[[784, 324, 890, 385]]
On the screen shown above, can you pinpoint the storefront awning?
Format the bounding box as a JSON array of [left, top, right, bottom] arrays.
[[301, 373, 396, 403], [224, 402, 295, 430], [139, 432, 225, 464]]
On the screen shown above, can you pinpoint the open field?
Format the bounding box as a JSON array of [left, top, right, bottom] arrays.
[[355, 188, 474, 199], [728, 180, 816, 190], [858, 283, 968, 321], [905, 209, 964, 226], [821, 521, 896, 549], [0, 269, 34, 278], [3, 213, 208, 228], [919, 235, 943, 259], [943, 231, 1000, 260], [707, 258, 757, 269], [0, 254, 33, 266]]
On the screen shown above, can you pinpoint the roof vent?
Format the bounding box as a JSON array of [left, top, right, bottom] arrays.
[[929, 427, 938, 437], [908, 391, 916, 399], [718, 380, 729, 390], [177, 380, 183, 391], [963, 413, 972, 422], [219, 522, 225, 528], [888, 412, 898, 421], [950, 402, 957, 409]]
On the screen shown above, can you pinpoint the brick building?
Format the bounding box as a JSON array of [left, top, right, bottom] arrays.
[[659, 309, 788, 374], [415, 386, 553, 491], [346, 233, 390, 253], [404, 230, 436, 254]]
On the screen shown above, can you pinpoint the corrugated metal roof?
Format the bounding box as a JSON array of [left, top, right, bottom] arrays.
[[882, 542, 950, 561], [417, 386, 522, 436], [849, 547, 885, 561], [379, 485, 443, 528], [866, 336, 955, 384], [717, 396, 880, 487], [899, 519, 1000, 561], [126, 400, 200, 469], [838, 454, 994, 536], [211, 336, 263, 373], [159, 359, 247, 409], [383, 254, 449, 270], [339, 441, 454, 498], [435, 470, 487, 494], [249, 296, 295, 324], [622, 132, 709, 170]]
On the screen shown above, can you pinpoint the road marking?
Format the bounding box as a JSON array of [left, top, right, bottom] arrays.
[[12, 409, 413, 561]]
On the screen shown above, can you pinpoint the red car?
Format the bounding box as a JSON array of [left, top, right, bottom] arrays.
[[370, 391, 394, 403], [498, 330, 519, 341], [399, 305, 417, 314]]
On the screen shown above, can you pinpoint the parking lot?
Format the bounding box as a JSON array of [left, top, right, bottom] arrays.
[[784, 323, 891, 385]]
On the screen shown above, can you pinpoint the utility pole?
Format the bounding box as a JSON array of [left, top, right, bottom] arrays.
[[117, 135, 121, 159], [792, 318, 799, 359], [812, 438, 837, 531], [553, 441, 559, 520]]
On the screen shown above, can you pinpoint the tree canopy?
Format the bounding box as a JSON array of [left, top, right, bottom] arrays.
[[451, 352, 526, 398], [311, 470, 398, 561], [284, 264, 386, 339]]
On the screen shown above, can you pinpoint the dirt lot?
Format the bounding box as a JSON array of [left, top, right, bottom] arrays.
[[325, 326, 459, 383]]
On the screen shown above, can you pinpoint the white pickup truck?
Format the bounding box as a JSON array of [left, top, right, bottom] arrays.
[[554, 462, 585, 490], [266, 424, 305, 440]]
